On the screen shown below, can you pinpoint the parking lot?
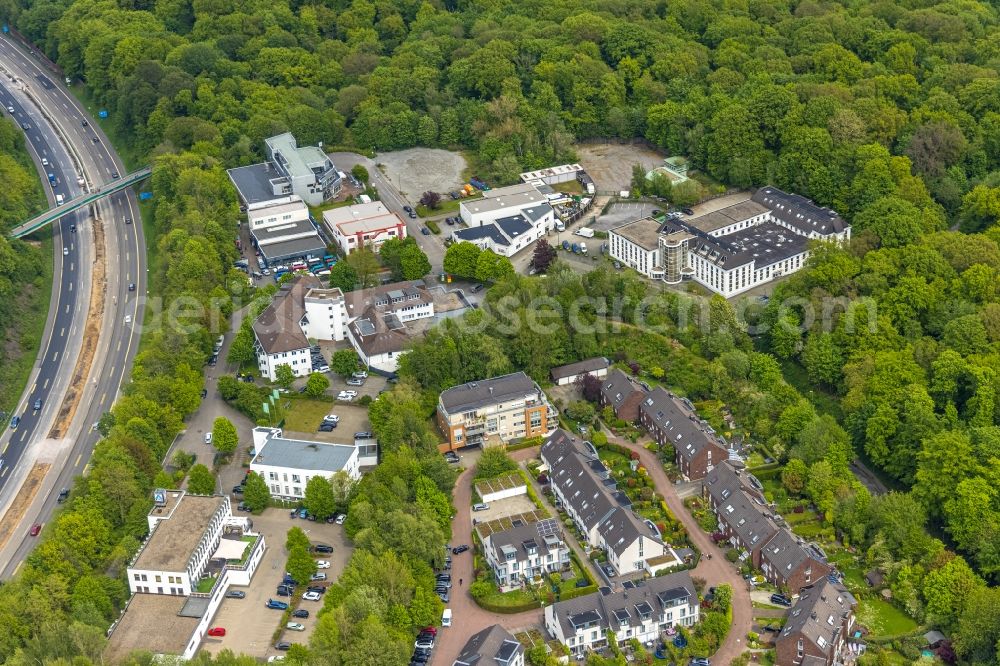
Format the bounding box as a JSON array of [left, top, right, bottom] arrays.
[[593, 201, 661, 231], [470, 494, 538, 523], [200, 508, 353, 660], [282, 400, 372, 443], [375, 148, 468, 203]]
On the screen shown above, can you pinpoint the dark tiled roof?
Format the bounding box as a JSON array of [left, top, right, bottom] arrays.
[[439, 372, 541, 414], [551, 357, 611, 381], [752, 186, 848, 237], [495, 214, 533, 239], [760, 528, 823, 580], [640, 387, 727, 461], [600, 369, 642, 407], [453, 624, 522, 666], [252, 275, 322, 354], [597, 506, 659, 556], [779, 579, 856, 656], [454, 225, 511, 246]]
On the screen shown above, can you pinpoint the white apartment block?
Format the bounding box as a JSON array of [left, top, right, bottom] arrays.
[[544, 571, 699, 657], [250, 427, 361, 501], [608, 187, 850, 298]]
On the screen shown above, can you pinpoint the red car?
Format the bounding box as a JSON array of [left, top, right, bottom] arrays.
[[207, 627, 226, 637], [29, 523, 41, 537], [421, 626, 437, 636]]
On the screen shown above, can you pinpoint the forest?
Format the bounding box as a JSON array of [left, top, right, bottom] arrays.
[[0, 118, 48, 415], [0, 0, 998, 662]]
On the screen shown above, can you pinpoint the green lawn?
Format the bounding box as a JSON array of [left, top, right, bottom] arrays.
[[282, 398, 334, 432], [857, 598, 918, 638], [479, 585, 537, 608], [416, 198, 464, 217], [196, 575, 218, 593]]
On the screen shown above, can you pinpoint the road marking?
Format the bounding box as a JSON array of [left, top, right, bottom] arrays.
[[2, 443, 7, 454], [116, 339, 122, 351], [69, 282, 73, 291], [60, 327, 65, 337], [19, 431, 26, 443], [82, 463, 90, 476], [100, 392, 107, 404], [0, 467, 7, 478], [65, 304, 69, 313], [51, 351, 59, 362], [75, 453, 82, 467], [30, 382, 35, 394], [12, 561, 21, 576], [43, 377, 49, 390]]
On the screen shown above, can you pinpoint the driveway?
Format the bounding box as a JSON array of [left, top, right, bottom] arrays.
[[606, 433, 752, 664], [201, 508, 353, 660], [431, 462, 543, 666]]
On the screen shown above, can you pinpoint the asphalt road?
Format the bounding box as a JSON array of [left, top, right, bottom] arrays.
[[0, 34, 145, 577], [328, 152, 447, 274]]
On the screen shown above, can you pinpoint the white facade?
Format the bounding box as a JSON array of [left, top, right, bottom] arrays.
[[302, 287, 349, 341], [481, 524, 571, 593], [250, 427, 361, 501], [247, 196, 310, 231], [608, 222, 662, 279], [460, 183, 552, 227], [257, 346, 312, 381], [323, 202, 407, 255]]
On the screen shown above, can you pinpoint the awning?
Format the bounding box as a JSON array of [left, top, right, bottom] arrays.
[[213, 538, 249, 561]]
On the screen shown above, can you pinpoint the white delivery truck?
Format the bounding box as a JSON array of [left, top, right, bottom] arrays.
[[575, 226, 595, 238], [55, 194, 65, 205], [554, 220, 565, 232]]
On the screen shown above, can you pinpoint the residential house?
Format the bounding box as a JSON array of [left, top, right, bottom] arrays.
[[323, 201, 408, 255], [638, 387, 728, 480], [775, 579, 857, 666], [436, 372, 555, 448], [544, 571, 699, 656], [702, 462, 777, 563], [599, 369, 645, 422], [454, 625, 524, 666], [454, 182, 555, 258], [344, 280, 436, 372], [758, 528, 832, 593], [480, 519, 571, 592], [250, 427, 361, 501], [541, 430, 677, 575], [550, 357, 611, 386]]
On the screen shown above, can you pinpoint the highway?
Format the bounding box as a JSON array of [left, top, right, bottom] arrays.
[[0, 34, 145, 577]]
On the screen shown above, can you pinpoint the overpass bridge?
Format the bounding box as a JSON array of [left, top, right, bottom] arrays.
[[11, 166, 151, 238]]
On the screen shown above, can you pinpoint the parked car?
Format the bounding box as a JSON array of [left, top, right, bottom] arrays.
[[319, 423, 336, 432], [403, 206, 413, 213], [275, 642, 292, 651], [682, 207, 695, 215], [689, 659, 710, 666], [446, 217, 455, 225], [265, 599, 289, 610], [302, 591, 322, 601], [286, 622, 305, 632], [204, 432, 213, 445], [323, 414, 340, 423], [207, 627, 226, 637], [237, 501, 250, 511], [292, 609, 309, 618], [9, 415, 19, 430], [306, 585, 326, 595], [436, 591, 449, 602], [420, 227, 430, 235], [421, 627, 438, 636], [337, 390, 358, 400], [225, 590, 246, 599], [311, 573, 327, 581], [276, 585, 293, 597], [473, 503, 489, 512], [315, 560, 331, 569], [414, 637, 434, 650], [451, 545, 469, 554], [470, 283, 484, 293], [312, 543, 334, 554], [354, 431, 373, 439], [232, 485, 244, 495], [335, 513, 347, 525], [770, 593, 793, 607], [346, 378, 364, 386]]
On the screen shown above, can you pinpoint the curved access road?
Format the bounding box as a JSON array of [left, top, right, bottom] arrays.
[[0, 33, 146, 577]]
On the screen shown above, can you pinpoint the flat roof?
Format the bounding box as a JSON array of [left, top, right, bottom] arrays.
[[439, 372, 540, 414], [248, 197, 309, 221], [519, 164, 583, 181], [253, 233, 327, 263], [104, 593, 199, 663], [252, 432, 357, 473], [462, 183, 546, 215], [266, 132, 327, 180], [323, 201, 403, 236], [551, 357, 610, 380], [611, 217, 662, 251], [227, 162, 289, 205], [133, 495, 225, 572]]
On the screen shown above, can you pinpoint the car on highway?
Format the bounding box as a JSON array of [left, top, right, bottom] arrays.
[[69, 223, 75, 232], [302, 591, 321, 601], [81, 119, 88, 126], [57, 488, 69, 503], [63, 247, 69, 256], [225, 590, 246, 599], [91, 136, 99, 144], [265, 599, 289, 610], [33, 398, 42, 411], [6, 105, 13, 113], [111, 171, 119, 179], [10, 415, 20, 429], [29, 523, 41, 537], [129, 282, 136, 291], [291, 609, 309, 618], [125, 216, 132, 224], [21, 122, 30, 130], [286, 622, 305, 632], [207, 627, 226, 637], [124, 314, 132, 325]]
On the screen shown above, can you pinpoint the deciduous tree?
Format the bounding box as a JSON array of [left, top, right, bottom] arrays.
[[304, 475, 336, 520], [211, 417, 238, 454], [305, 372, 330, 398], [187, 464, 216, 495]]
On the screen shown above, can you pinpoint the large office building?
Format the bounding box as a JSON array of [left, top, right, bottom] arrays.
[[108, 490, 266, 662], [228, 133, 341, 207], [607, 188, 850, 297], [436, 372, 556, 448], [323, 201, 407, 255]]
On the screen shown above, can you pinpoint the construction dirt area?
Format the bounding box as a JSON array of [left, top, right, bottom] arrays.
[[375, 148, 468, 201], [577, 142, 666, 193], [0, 463, 49, 551]]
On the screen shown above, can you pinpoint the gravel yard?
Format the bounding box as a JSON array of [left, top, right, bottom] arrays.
[[375, 148, 468, 203]]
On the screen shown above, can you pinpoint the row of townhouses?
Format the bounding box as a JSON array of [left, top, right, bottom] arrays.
[[776, 578, 858, 666], [252, 275, 436, 379], [598, 368, 731, 481], [541, 430, 682, 575], [608, 187, 850, 297], [479, 518, 572, 592], [544, 571, 699, 657]]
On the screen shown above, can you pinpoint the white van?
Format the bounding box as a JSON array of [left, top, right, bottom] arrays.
[[554, 220, 565, 232], [205, 432, 213, 445], [441, 608, 452, 627]]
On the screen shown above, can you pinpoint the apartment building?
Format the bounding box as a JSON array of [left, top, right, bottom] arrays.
[[607, 217, 664, 279], [544, 571, 699, 656], [323, 201, 408, 255], [638, 387, 729, 480], [344, 280, 436, 372], [598, 369, 646, 422], [775, 580, 857, 666], [436, 372, 555, 448], [250, 427, 361, 501], [480, 518, 571, 592]]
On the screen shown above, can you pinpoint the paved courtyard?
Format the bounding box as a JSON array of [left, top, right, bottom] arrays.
[[577, 142, 666, 192], [200, 508, 353, 660], [375, 148, 468, 203], [594, 201, 661, 231]]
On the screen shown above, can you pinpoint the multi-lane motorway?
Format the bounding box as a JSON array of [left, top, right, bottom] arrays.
[[0, 34, 145, 576]]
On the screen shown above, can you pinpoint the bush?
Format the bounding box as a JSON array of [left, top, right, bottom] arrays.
[[726, 548, 741, 562], [426, 219, 441, 234]]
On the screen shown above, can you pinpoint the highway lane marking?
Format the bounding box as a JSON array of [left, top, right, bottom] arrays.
[[69, 282, 73, 291], [100, 392, 107, 404], [51, 351, 59, 362], [65, 304, 69, 313], [12, 561, 21, 576], [0, 466, 6, 478], [82, 463, 90, 476], [116, 339, 122, 351], [43, 378, 49, 390], [75, 453, 82, 467], [19, 431, 26, 443], [2, 443, 7, 454], [60, 327, 64, 336]]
